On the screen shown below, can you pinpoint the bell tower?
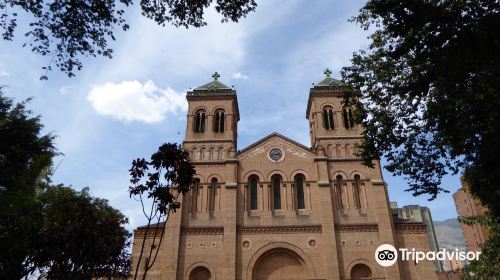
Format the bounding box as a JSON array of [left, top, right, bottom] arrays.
[[183, 72, 240, 161], [306, 68, 363, 156]]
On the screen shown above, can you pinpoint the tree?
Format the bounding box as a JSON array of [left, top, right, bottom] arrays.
[[128, 143, 195, 280], [0, 0, 257, 79], [0, 92, 131, 279], [37, 185, 131, 279], [0, 90, 57, 279], [342, 0, 500, 216], [459, 213, 500, 279], [0, 92, 56, 193], [341, 1, 500, 278]]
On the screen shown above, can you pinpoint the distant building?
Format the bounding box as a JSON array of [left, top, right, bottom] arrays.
[[391, 203, 443, 272], [453, 177, 489, 252], [441, 257, 464, 272]]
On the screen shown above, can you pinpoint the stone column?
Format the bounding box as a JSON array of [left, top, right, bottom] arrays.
[[315, 146, 341, 279], [342, 183, 349, 209], [223, 149, 238, 280], [163, 189, 184, 279], [371, 178, 402, 279], [360, 182, 368, 209], [263, 184, 269, 211]]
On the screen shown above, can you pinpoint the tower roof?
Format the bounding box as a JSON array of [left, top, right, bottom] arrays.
[[313, 68, 346, 88], [193, 72, 232, 92]]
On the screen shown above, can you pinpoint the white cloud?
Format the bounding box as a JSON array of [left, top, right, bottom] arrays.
[[85, 1, 300, 85], [92, 10, 246, 83], [60, 85, 75, 95], [231, 72, 249, 80], [0, 69, 9, 77], [87, 80, 187, 123]]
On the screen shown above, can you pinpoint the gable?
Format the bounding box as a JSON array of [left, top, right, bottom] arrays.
[[238, 132, 315, 161]]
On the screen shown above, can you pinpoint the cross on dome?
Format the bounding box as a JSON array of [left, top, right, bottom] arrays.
[[212, 72, 221, 80], [324, 68, 332, 77]]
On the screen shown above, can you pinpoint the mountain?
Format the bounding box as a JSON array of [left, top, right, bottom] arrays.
[[433, 218, 466, 250]]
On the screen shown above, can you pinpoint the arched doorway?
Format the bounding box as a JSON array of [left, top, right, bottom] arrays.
[[253, 249, 305, 280], [350, 263, 372, 280], [189, 266, 211, 280]]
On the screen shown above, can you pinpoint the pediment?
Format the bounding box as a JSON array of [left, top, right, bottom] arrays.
[[238, 132, 315, 161]]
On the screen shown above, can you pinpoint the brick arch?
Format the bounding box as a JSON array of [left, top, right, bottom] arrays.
[[193, 174, 206, 184], [349, 170, 367, 180], [346, 259, 372, 280], [331, 170, 348, 180], [191, 105, 209, 115], [243, 170, 265, 182], [207, 173, 223, 183], [290, 169, 311, 181], [246, 242, 316, 280], [185, 261, 215, 280], [319, 102, 336, 111], [210, 105, 228, 115], [267, 170, 288, 182]]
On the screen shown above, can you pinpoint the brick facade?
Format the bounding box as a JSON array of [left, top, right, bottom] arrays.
[[131, 72, 438, 280]]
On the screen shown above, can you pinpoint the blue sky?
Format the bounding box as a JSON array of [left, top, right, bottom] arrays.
[[0, 0, 462, 230]]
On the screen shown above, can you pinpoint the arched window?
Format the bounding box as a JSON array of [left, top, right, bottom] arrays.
[[343, 107, 354, 129], [272, 176, 282, 210], [209, 178, 217, 213], [353, 175, 361, 209], [249, 176, 258, 210], [214, 110, 225, 133], [295, 175, 305, 210], [336, 175, 343, 209], [194, 110, 206, 133], [323, 106, 334, 130]]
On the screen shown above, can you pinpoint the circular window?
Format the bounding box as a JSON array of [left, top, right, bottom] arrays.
[[268, 148, 285, 163], [307, 238, 318, 249], [269, 148, 282, 160]]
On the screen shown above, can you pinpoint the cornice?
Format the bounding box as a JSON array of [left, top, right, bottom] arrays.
[[182, 226, 224, 235], [394, 223, 427, 234], [335, 224, 378, 232], [183, 139, 235, 144], [134, 228, 165, 238], [237, 225, 322, 234]]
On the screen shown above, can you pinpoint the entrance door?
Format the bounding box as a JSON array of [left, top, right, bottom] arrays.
[[253, 250, 305, 280]]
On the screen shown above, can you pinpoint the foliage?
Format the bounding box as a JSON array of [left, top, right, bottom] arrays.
[[128, 143, 195, 280], [0, 91, 57, 278], [0, 92, 131, 279], [0, 92, 56, 193], [459, 213, 500, 279], [341, 0, 500, 218], [0, 0, 257, 79], [37, 185, 131, 279]]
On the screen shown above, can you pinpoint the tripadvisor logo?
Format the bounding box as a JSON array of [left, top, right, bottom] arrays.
[[375, 244, 398, 267], [375, 244, 481, 267]]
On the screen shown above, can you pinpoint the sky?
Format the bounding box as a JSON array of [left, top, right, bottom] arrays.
[[0, 0, 462, 231]]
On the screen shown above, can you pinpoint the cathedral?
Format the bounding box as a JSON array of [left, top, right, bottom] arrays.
[[131, 70, 438, 280]]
